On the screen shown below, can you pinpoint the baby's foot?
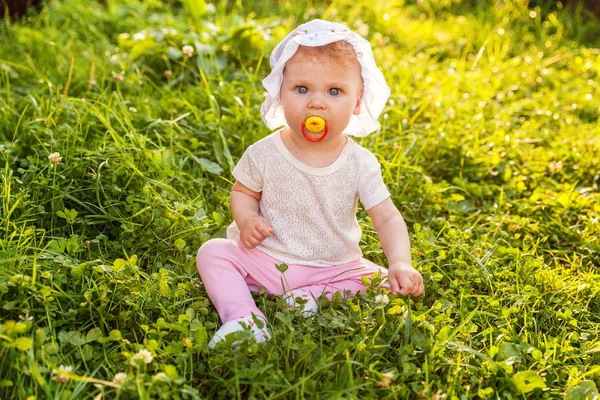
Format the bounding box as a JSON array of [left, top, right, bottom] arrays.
[[284, 289, 319, 317], [208, 314, 270, 348]]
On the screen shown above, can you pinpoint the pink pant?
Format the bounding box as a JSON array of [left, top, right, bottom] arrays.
[[196, 238, 389, 323]]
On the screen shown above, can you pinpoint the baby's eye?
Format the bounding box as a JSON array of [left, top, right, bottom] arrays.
[[296, 86, 308, 94], [328, 88, 341, 96]]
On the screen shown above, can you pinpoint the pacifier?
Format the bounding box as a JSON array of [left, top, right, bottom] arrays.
[[301, 116, 328, 142]]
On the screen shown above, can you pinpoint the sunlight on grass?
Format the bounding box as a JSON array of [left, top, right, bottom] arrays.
[[0, 0, 599, 398]]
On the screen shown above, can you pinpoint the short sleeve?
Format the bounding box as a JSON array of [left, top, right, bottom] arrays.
[[357, 155, 390, 210], [232, 145, 263, 192]]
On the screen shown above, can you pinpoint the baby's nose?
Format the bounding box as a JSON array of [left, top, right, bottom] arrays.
[[307, 94, 326, 110]]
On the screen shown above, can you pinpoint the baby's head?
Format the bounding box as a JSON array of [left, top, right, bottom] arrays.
[[280, 41, 364, 142], [261, 19, 390, 138]]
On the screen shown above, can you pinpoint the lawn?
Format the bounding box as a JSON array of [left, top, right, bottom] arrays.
[[0, 0, 599, 398]]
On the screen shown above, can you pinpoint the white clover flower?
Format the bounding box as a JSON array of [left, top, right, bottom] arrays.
[[549, 160, 563, 174], [375, 294, 390, 304], [152, 372, 170, 382], [160, 27, 178, 35], [131, 348, 153, 364], [133, 31, 147, 41], [52, 365, 73, 383], [182, 45, 194, 58], [48, 152, 62, 166], [19, 313, 33, 322], [112, 72, 124, 82], [377, 370, 396, 389], [163, 70, 173, 78], [113, 372, 128, 384]]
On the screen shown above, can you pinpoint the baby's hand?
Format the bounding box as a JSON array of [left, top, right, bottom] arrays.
[[240, 216, 274, 249], [388, 262, 424, 297]]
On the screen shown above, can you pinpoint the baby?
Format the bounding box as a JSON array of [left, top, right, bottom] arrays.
[[197, 19, 424, 348]]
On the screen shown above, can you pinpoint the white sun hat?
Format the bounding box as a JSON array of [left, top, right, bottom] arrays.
[[260, 19, 391, 137]]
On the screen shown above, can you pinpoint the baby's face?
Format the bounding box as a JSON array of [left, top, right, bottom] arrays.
[[280, 47, 363, 142]]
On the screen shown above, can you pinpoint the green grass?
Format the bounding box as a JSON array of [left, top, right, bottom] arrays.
[[1, 0, 599, 398]]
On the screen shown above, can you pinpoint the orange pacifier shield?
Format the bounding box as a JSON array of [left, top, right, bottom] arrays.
[[301, 116, 328, 142]]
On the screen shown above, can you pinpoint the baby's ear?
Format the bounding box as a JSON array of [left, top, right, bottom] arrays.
[[353, 97, 362, 115]]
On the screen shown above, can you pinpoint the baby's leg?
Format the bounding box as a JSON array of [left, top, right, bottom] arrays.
[[290, 258, 390, 302], [196, 238, 281, 323]]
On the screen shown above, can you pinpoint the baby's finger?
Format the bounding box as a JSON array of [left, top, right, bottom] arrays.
[[409, 275, 423, 297], [242, 238, 257, 249], [263, 218, 274, 232], [409, 281, 420, 297], [398, 275, 414, 296], [243, 232, 260, 248], [388, 272, 401, 296], [256, 222, 273, 237], [250, 230, 267, 244]]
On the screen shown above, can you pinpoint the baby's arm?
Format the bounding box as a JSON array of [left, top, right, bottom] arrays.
[[368, 198, 424, 297], [231, 181, 274, 249]]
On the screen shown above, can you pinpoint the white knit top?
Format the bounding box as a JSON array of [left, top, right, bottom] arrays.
[[226, 131, 390, 267]]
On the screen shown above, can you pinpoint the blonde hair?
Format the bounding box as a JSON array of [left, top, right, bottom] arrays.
[[296, 41, 361, 70]]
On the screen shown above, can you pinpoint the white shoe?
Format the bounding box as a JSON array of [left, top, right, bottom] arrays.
[[208, 315, 270, 348], [284, 289, 319, 317]]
